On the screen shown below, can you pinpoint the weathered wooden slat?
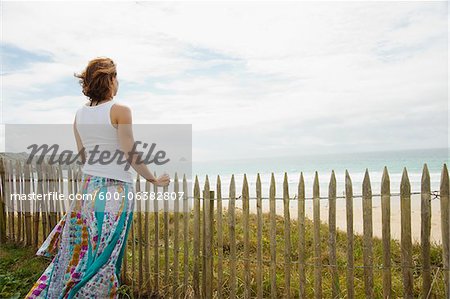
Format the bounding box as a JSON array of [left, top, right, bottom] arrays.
[[345, 170, 354, 299], [24, 163, 32, 246], [298, 172, 306, 299], [202, 180, 206, 298], [58, 163, 64, 214], [269, 173, 277, 299], [131, 193, 136, 293], [381, 166, 392, 298], [53, 165, 60, 222], [362, 169, 374, 298], [31, 164, 37, 244], [256, 173, 263, 299], [153, 172, 159, 293], [193, 176, 201, 298], [440, 164, 449, 298], [16, 161, 23, 242], [52, 165, 59, 222], [217, 175, 224, 299], [33, 165, 42, 248], [41, 161, 48, 240], [163, 183, 169, 294], [421, 164, 431, 298], [400, 167, 413, 298], [243, 174, 250, 299], [313, 171, 322, 299], [0, 157, 7, 244], [48, 164, 56, 229], [209, 190, 214, 297], [204, 176, 212, 299], [136, 174, 143, 296], [144, 179, 151, 294], [328, 170, 339, 298], [4, 159, 13, 243], [229, 174, 237, 299], [283, 172, 291, 298], [182, 174, 189, 297], [14, 161, 20, 242], [173, 173, 180, 299]]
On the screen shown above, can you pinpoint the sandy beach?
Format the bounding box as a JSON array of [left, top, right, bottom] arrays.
[[223, 193, 443, 244]]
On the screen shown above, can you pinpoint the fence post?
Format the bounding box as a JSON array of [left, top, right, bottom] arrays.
[[313, 171, 322, 299], [345, 170, 354, 299], [57, 163, 65, 214], [193, 176, 200, 298], [182, 174, 189, 297], [400, 168, 413, 299], [256, 174, 263, 299], [228, 174, 236, 299], [203, 176, 213, 299], [243, 174, 250, 299], [16, 161, 23, 243], [33, 164, 40, 248], [421, 164, 431, 298], [362, 169, 374, 298], [298, 172, 306, 299], [0, 157, 7, 244], [269, 173, 277, 299], [5, 160, 14, 243], [136, 175, 143, 297], [24, 163, 32, 246], [131, 185, 136, 293], [209, 189, 214, 294], [48, 164, 56, 230], [144, 178, 151, 294], [152, 171, 159, 293], [283, 172, 291, 298], [328, 170, 339, 298], [163, 182, 169, 294], [173, 173, 180, 299], [381, 167, 392, 298], [217, 175, 224, 299], [440, 164, 449, 298]]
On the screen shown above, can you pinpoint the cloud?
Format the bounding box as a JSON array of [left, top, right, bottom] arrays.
[[1, 1, 448, 161]]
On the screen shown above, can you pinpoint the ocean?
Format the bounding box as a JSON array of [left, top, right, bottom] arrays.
[[192, 147, 448, 198], [191, 147, 448, 243]]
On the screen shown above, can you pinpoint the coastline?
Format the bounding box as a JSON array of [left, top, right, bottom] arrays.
[[225, 193, 443, 244]]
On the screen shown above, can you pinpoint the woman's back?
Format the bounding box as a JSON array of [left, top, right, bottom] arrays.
[[75, 99, 134, 183]]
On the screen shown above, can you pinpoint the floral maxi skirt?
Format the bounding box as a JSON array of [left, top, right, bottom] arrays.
[[25, 174, 135, 299]]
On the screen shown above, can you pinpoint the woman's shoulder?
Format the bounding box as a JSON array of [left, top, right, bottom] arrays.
[[111, 100, 132, 113], [111, 99, 133, 123]]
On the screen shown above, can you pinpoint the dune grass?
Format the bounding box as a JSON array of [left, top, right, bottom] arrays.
[[0, 209, 446, 298], [121, 209, 446, 298]]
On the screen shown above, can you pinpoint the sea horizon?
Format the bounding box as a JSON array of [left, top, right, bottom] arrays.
[[192, 146, 448, 197]]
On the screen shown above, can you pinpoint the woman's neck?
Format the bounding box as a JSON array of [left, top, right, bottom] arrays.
[[90, 98, 111, 106]]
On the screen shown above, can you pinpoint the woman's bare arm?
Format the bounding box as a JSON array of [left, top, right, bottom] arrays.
[[114, 104, 170, 186], [73, 117, 86, 165]]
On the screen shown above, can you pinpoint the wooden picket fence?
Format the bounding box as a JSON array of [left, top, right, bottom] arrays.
[[0, 156, 449, 298]]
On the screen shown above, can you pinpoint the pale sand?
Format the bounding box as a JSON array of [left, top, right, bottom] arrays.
[[223, 193, 444, 245]]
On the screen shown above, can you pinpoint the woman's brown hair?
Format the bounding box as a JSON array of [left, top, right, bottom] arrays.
[[74, 57, 117, 105]]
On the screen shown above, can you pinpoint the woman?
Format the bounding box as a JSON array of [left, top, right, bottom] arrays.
[[25, 57, 170, 298]]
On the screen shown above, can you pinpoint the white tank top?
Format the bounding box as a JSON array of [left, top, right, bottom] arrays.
[[75, 99, 134, 183]]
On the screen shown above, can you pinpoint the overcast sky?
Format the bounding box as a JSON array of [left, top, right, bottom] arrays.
[[1, 1, 448, 161]]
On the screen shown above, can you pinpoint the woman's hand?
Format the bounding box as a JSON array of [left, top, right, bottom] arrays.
[[155, 173, 170, 187]]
